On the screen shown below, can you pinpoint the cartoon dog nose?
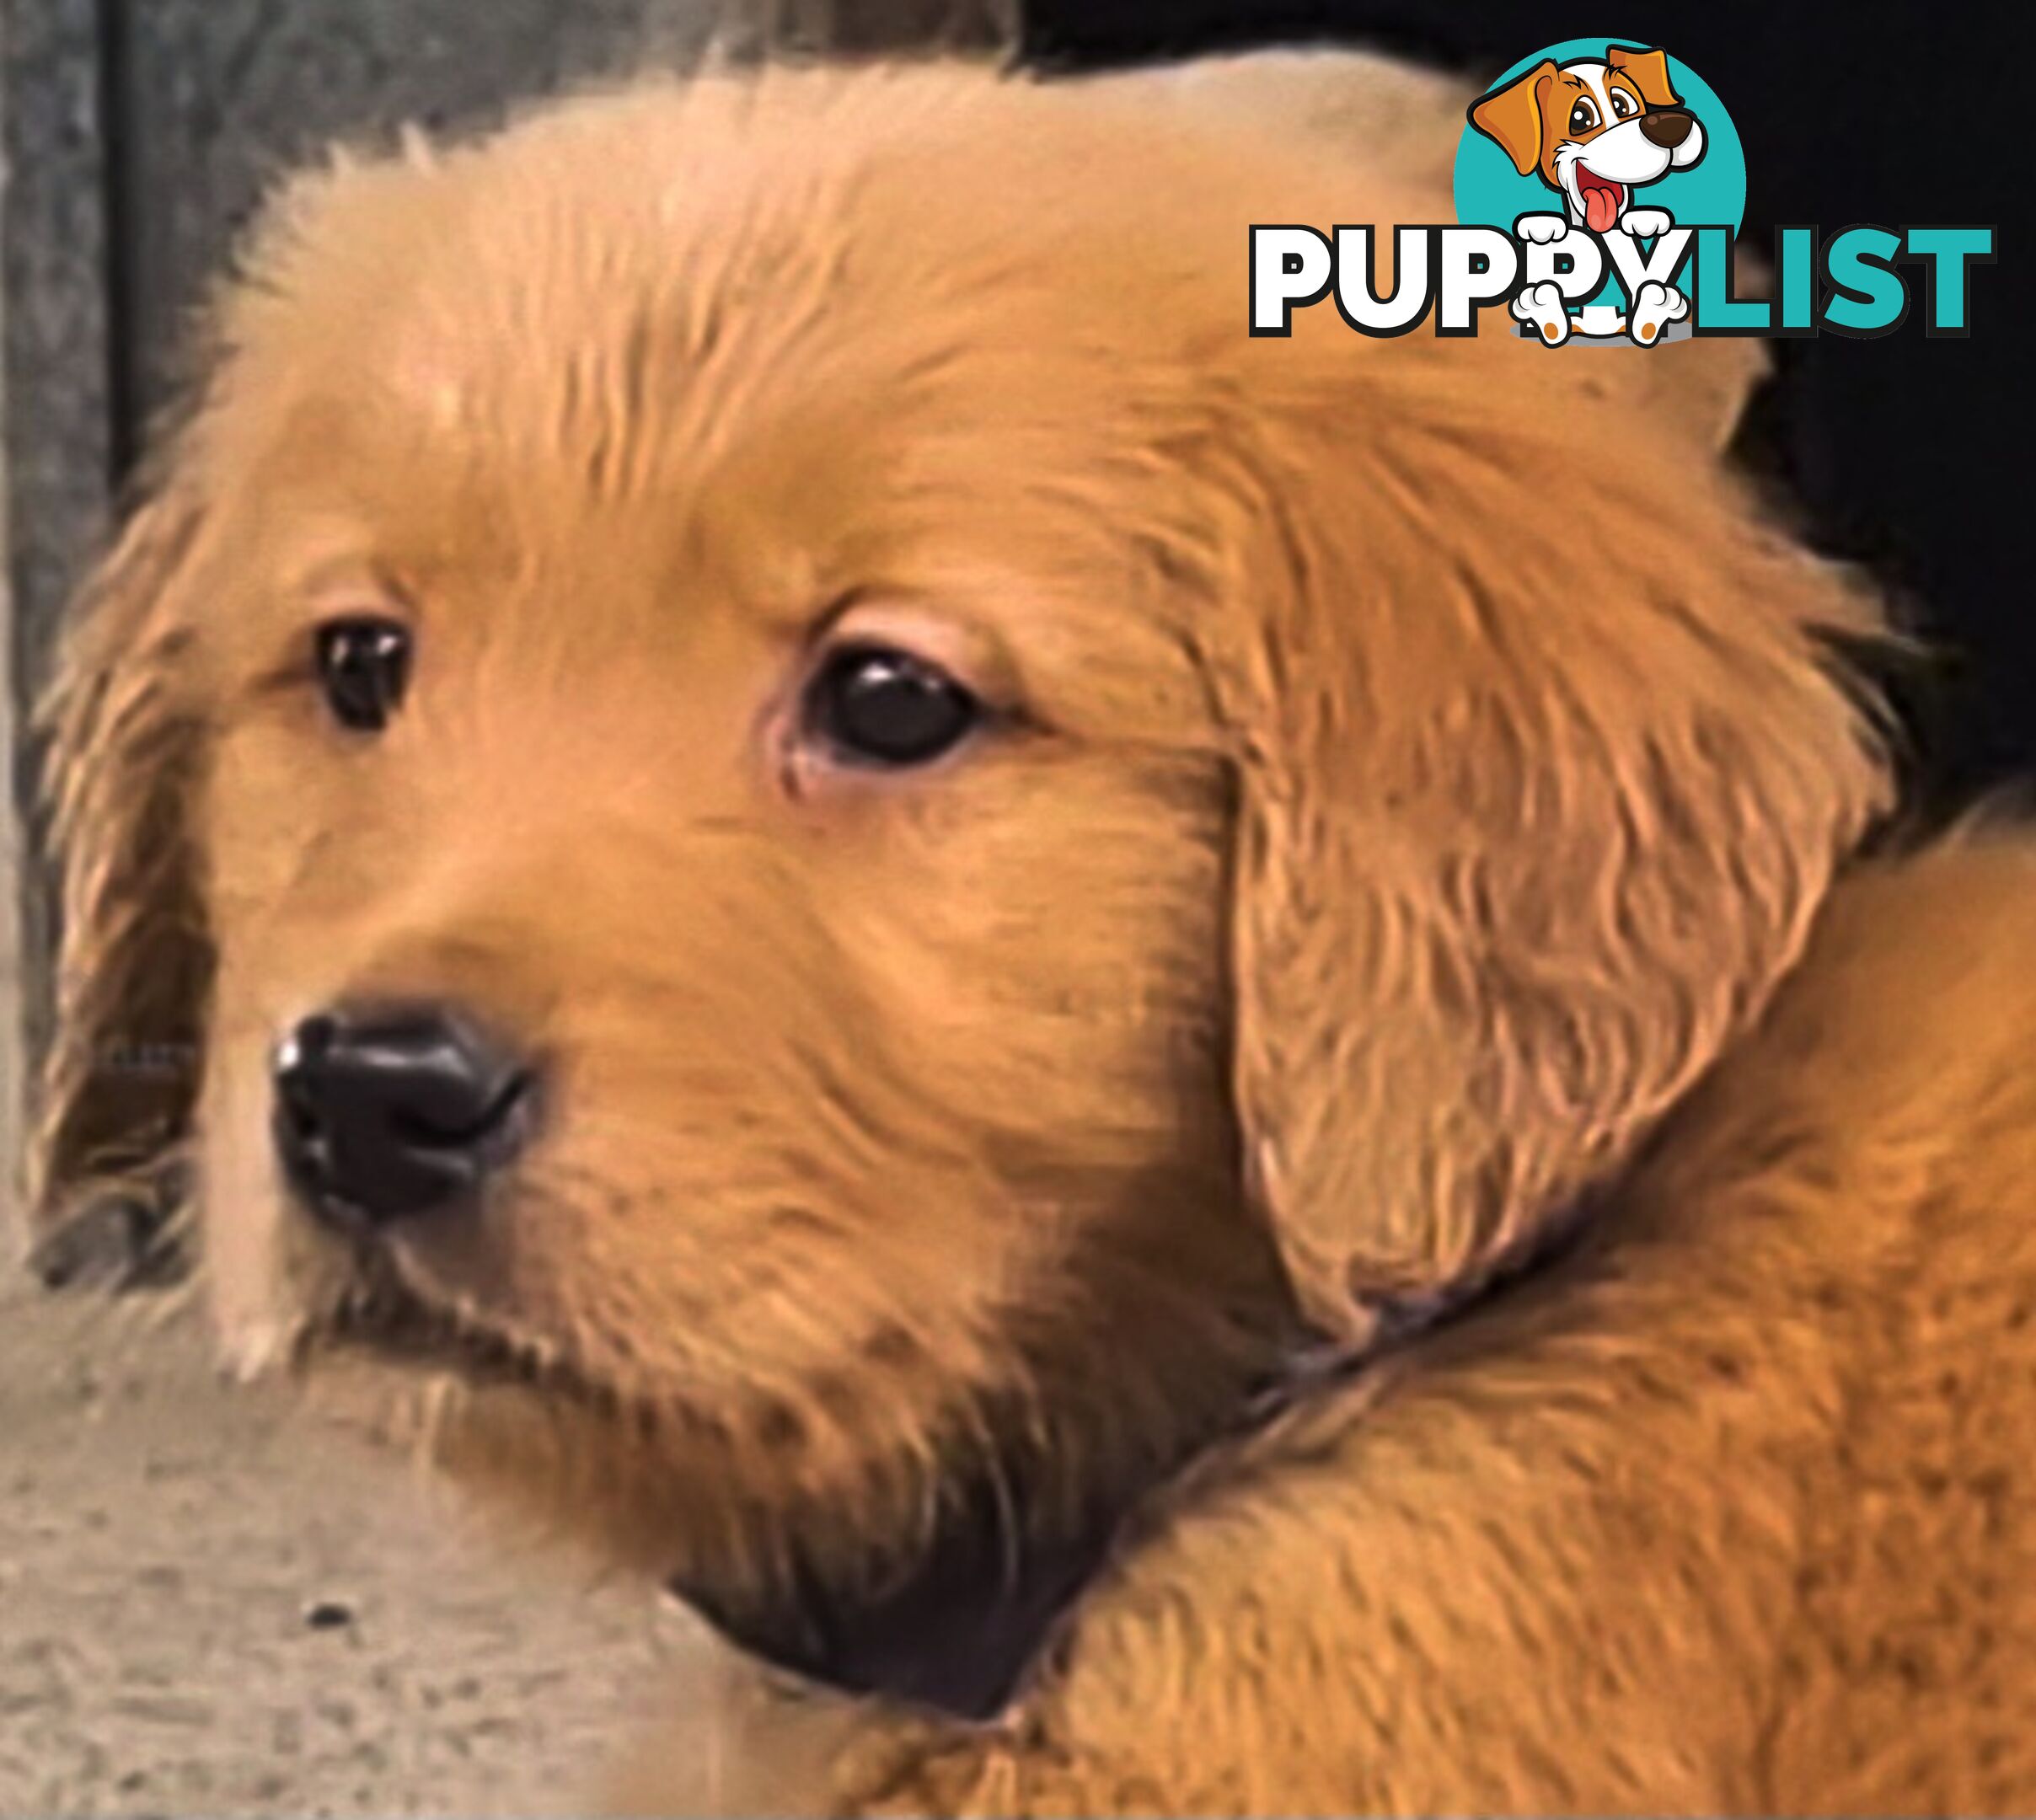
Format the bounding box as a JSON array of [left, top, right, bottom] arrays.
[[1639, 107, 1695, 149], [272, 1006, 535, 1228]]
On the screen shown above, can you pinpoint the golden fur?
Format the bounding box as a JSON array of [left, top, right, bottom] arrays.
[[30, 51, 2036, 1815]]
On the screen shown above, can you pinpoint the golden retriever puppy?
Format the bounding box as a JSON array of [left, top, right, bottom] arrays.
[[30, 51, 2036, 1817]]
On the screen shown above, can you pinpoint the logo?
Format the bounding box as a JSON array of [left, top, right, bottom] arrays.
[[1250, 40, 1995, 345]]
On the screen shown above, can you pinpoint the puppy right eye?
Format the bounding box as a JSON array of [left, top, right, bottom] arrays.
[[802, 643, 982, 769], [314, 617, 412, 732]]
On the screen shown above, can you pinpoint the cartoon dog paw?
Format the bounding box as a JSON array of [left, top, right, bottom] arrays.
[[1629, 280, 1690, 345], [1514, 213, 1571, 246], [1621, 206, 1673, 239], [1511, 281, 1571, 345]]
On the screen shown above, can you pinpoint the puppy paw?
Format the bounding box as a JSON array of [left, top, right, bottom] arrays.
[[605, 1657, 871, 1817], [1629, 280, 1689, 345], [1513, 212, 1571, 246], [846, 1732, 1119, 1819], [1510, 281, 1572, 345], [1621, 206, 1672, 238], [604, 1660, 1070, 1820]]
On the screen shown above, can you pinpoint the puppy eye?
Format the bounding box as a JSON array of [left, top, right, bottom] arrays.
[[1568, 98, 1599, 133], [803, 644, 981, 768], [314, 617, 412, 732], [1610, 89, 1637, 119]]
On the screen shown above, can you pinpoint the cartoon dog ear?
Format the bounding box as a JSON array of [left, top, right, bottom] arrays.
[[1467, 59, 1556, 177], [28, 445, 216, 1270], [1606, 44, 1681, 110], [1197, 356, 1891, 1341]]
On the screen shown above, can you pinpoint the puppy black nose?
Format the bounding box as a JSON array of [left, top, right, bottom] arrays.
[[1640, 107, 1695, 149], [272, 1006, 535, 1228]]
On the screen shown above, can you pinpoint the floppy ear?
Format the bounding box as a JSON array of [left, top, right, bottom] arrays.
[[1577, 238, 1777, 454], [1582, 329, 1771, 455], [1607, 44, 1681, 110], [1110, 48, 1476, 198], [1467, 60, 1555, 177], [28, 451, 216, 1266], [1198, 355, 1892, 1341]]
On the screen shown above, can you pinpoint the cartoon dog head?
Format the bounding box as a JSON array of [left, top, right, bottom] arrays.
[[1471, 45, 1705, 233]]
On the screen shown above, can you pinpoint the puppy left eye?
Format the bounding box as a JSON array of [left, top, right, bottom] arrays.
[[802, 644, 982, 768], [314, 616, 412, 732], [1610, 90, 1637, 119]]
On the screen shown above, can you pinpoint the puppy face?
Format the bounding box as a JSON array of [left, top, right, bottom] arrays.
[[176, 84, 1302, 1604], [38, 66, 1886, 1629], [1470, 45, 1706, 231]]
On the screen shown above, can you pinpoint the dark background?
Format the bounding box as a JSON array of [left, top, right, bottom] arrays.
[[1026, 0, 2032, 811]]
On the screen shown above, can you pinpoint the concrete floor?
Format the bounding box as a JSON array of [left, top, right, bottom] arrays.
[[0, 1279, 710, 1816]]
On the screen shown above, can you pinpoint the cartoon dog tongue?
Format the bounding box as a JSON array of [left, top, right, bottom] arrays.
[[1580, 174, 1623, 234]]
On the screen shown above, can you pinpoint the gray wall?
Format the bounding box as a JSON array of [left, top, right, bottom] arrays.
[[1, 0, 1011, 1234], [0, 4, 19, 1236], [5, 1, 114, 1138]]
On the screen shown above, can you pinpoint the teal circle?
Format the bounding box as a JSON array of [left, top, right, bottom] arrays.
[[1452, 40, 1744, 309]]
